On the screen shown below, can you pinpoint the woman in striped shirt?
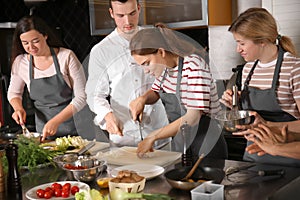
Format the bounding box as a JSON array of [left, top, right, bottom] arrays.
[[129, 27, 227, 161], [220, 8, 300, 166]]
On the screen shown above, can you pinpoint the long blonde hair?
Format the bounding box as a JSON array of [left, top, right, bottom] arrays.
[[229, 7, 297, 56]]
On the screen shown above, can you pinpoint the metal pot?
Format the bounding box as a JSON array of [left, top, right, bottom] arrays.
[[164, 166, 225, 190]]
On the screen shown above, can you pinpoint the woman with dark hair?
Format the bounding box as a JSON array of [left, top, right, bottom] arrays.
[[8, 15, 86, 141], [129, 27, 227, 161], [220, 8, 300, 166]]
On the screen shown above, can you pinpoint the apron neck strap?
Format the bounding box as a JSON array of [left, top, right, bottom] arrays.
[[159, 56, 184, 96], [29, 47, 61, 80], [176, 57, 184, 96], [244, 45, 285, 90], [271, 45, 285, 89]]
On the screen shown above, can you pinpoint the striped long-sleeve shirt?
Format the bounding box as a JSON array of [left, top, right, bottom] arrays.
[[152, 54, 221, 115], [241, 52, 300, 119]]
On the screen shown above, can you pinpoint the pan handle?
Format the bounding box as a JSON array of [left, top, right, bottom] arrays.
[[258, 169, 285, 176]]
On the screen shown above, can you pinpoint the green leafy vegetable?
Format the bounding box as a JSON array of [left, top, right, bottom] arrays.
[[2, 135, 63, 172]]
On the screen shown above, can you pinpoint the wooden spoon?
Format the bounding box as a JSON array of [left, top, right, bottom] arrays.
[[181, 153, 205, 181]]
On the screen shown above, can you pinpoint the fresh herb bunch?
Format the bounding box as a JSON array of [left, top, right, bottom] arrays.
[[2, 135, 63, 172]]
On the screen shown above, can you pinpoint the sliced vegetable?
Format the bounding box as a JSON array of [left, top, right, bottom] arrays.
[[75, 189, 104, 200], [55, 136, 87, 151]]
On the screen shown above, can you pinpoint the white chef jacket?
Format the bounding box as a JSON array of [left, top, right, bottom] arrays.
[[86, 28, 169, 147]]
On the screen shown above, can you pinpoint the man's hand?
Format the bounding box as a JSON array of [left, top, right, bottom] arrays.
[[104, 112, 123, 136], [129, 96, 146, 121], [245, 124, 288, 156], [233, 111, 267, 135]]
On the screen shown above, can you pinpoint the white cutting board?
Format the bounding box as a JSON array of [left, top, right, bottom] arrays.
[[89, 142, 110, 155], [102, 146, 181, 167]]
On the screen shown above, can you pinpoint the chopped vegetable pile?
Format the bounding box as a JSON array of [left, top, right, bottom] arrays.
[[2, 135, 87, 172], [55, 135, 87, 151]]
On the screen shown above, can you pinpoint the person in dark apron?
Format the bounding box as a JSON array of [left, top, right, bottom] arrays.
[[29, 48, 77, 140], [159, 57, 227, 162], [8, 16, 86, 141], [129, 27, 227, 160], [220, 8, 300, 166], [240, 46, 300, 166]]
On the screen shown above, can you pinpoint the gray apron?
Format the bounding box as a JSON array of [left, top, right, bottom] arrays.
[[159, 57, 227, 161], [29, 48, 77, 139], [241, 45, 300, 166]]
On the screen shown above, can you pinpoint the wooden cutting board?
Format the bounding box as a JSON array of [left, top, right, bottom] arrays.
[[102, 146, 181, 167]]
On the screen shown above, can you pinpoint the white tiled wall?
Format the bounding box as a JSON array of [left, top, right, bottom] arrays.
[[209, 0, 300, 80], [263, 0, 300, 54]]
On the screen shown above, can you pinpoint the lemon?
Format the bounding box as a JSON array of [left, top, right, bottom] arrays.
[[97, 177, 111, 188]]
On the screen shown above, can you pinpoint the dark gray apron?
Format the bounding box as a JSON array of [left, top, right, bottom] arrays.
[[29, 48, 77, 139], [159, 57, 227, 161], [241, 46, 300, 166]]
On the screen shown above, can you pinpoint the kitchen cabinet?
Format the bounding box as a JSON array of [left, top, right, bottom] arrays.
[[89, 0, 208, 35], [208, 0, 232, 25]]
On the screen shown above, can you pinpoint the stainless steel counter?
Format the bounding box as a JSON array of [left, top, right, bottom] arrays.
[[10, 158, 300, 199]]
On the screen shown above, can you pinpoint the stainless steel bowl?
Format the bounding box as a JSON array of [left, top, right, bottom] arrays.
[[52, 154, 80, 168], [215, 110, 252, 132], [62, 156, 106, 182]]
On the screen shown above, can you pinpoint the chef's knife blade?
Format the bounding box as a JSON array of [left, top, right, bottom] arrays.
[[77, 141, 96, 155], [137, 114, 143, 141]]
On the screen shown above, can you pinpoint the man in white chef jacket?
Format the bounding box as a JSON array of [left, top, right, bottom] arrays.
[[86, 0, 169, 147]]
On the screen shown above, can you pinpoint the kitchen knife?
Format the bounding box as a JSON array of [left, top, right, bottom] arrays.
[[77, 141, 96, 155], [137, 114, 143, 141]]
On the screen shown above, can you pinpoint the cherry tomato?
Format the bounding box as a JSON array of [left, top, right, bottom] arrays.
[[36, 189, 45, 198], [61, 189, 70, 198], [62, 183, 71, 191], [54, 189, 62, 197], [44, 191, 52, 199], [71, 185, 80, 195], [51, 182, 62, 190], [45, 187, 54, 196]]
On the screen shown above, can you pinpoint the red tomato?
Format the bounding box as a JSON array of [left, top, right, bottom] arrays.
[[44, 191, 52, 199], [54, 189, 62, 197], [51, 182, 62, 190], [36, 189, 45, 198], [62, 183, 71, 191], [61, 189, 70, 198], [45, 187, 54, 196], [45, 187, 52, 192], [71, 185, 80, 195]]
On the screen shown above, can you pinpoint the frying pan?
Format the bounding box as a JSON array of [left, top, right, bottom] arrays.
[[164, 166, 225, 190], [0, 127, 22, 141], [0, 125, 35, 141]]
